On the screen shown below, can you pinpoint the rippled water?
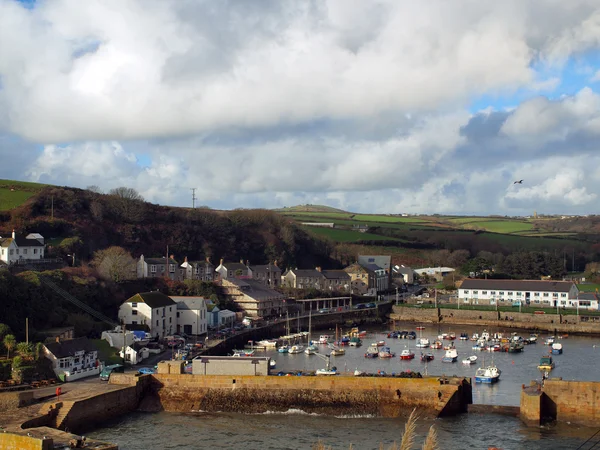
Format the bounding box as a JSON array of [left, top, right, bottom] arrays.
[[88, 323, 600, 449]]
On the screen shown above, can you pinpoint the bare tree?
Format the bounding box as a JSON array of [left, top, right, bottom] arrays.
[[86, 185, 103, 194], [92, 246, 136, 283], [109, 187, 144, 201], [107, 187, 146, 221]]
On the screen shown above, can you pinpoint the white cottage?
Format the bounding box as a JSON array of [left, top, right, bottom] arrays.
[[118, 292, 177, 339], [171, 296, 208, 337], [43, 337, 100, 382], [0, 230, 45, 265]]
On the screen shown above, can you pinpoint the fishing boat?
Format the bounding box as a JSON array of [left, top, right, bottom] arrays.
[[416, 338, 430, 348], [441, 348, 458, 363], [459, 332, 469, 340], [278, 345, 290, 353], [551, 343, 563, 355], [364, 345, 379, 358], [232, 349, 255, 357], [471, 333, 480, 341], [330, 346, 345, 356], [387, 331, 400, 339], [257, 339, 279, 348], [379, 346, 396, 358], [508, 341, 524, 353], [445, 332, 456, 340], [544, 336, 555, 345], [406, 331, 417, 340], [475, 363, 501, 383], [315, 353, 338, 376], [431, 340, 443, 349], [462, 355, 478, 365], [420, 352, 434, 362], [339, 336, 351, 346], [481, 330, 490, 341], [400, 348, 415, 360], [538, 355, 555, 371], [305, 344, 319, 355], [349, 336, 363, 347], [373, 340, 386, 347]]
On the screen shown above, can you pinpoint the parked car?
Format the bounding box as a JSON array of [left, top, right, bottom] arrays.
[[137, 367, 156, 375], [318, 308, 330, 314], [366, 302, 377, 308], [355, 304, 366, 309]]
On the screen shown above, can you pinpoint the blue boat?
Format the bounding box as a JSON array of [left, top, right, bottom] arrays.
[[475, 364, 501, 383]]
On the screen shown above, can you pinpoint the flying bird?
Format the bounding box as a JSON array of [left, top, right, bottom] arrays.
[[514, 180, 523, 184]]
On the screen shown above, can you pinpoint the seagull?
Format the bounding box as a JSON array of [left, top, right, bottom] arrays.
[[514, 180, 523, 184]]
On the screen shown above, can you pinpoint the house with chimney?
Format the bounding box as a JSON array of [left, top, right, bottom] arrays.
[[247, 262, 282, 287], [282, 268, 326, 289], [171, 296, 209, 336], [344, 262, 388, 295], [118, 292, 177, 338], [0, 230, 46, 265], [136, 255, 180, 281], [43, 337, 100, 382], [180, 257, 215, 282], [214, 259, 249, 280], [317, 268, 351, 292]]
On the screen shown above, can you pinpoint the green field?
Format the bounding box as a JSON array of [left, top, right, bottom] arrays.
[[0, 179, 47, 211], [304, 227, 403, 243], [350, 214, 427, 224], [463, 220, 535, 234]]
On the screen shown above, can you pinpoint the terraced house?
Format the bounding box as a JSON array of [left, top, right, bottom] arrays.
[[180, 256, 215, 282], [137, 255, 179, 281], [459, 279, 586, 309], [282, 268, 325, 289], [0, 230, 45, 266]]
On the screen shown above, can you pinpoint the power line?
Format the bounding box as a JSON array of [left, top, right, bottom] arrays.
[[190, 188, 197, 209]]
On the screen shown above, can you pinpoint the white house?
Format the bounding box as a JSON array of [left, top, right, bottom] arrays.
[[118, 292, 177, 338], [171, 296, 208, 336], [214, 259, 249, 281], [119, 345, 150, 365], [459, 279, 580, 308], [414, 267, 455, 281], [392, 265, 414, 284], [0, 230, 45, 265], [43, 337, 100, 382]]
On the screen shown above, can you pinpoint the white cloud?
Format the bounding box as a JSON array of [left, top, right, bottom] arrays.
[[592, 70, 600, 82]]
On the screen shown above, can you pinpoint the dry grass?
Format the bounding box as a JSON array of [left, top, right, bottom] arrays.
[[312, 408, 440, 450]]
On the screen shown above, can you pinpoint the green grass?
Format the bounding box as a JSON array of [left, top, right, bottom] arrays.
[[282, 211, 354, 219], [350, 214, 427, 224], [92, 339, 123, 365], [577, 283, 600, 292], [0, 179, 47, 211], [304, 227, 404, 242], [462, 220, 535, 234]]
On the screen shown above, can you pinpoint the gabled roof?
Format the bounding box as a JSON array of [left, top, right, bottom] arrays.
[[250, 264, 281, 273], [172, 296, 207, 310], [126, 292, 176, 308], [460, 279, 575, 293], [363, 263, 383, 272], [321, 270, 351, 280], [45, 337, 98, 359], [0, 238, 14, 248], [143, 257, 178, 265], [225, 278, 286, 300], [288, 269, 325, 278], [344, 263, 368, 274], [220, 262, 248, 271]]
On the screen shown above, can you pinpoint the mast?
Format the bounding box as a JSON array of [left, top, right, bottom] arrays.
[[308, 309, 312, 345]]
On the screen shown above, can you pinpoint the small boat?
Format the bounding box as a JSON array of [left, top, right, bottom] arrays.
[[471, 333, 480, 341], [508, 342, 524, 353], [373, 340, 386, 347], [349, 337, 363, 347], [330, 347, 346, 356], [318, 335, 332, 344], [481, 331, 490, 341], [305, 344, 319, 355], [487, 344, 501, 352], [364, 345, 379, 358], [288, 345, 304, 354], [339, 336, 351, 346], [446, 332, 456, 340], [420, 352, 434, 362], [406, 331, 417, 340], [379, 347, 396, 358], [269, 359, 276, 369], [400, 348, 415, 360], [538, 355, 555, 371], [544, 336, 555, 345], [459, 332, 469, 340], [278, 345, 290, 353], [551, 343, 563, 355], [416, 338, 430, 348], [431, 340, 443, 349], [475, 364, 501, 383], [316, 368, 339, 376], [387, 331, 400, 339], [257, 339, 279, 348], [416, 326, 426, 330], [443, 342, 455, 351], [354, 369, 365, 376], [462, 355, 478, 365], [399, 331, 408, 339], [442, 348, 458, 363], [232, 349, 255, 357]]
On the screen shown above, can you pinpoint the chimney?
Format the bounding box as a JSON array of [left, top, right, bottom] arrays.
[[206, 256, 211, 264], [170, 254, 174, 260], [246, 260, 250, 267], [220, 258, 224, 265], [240, 258, 244, 264], [55, 336, 60, 344], [316, 267, 322, 272], [184, 256, 188, 263], [12, 229, 15, 239], [274, 260, 278, 267]]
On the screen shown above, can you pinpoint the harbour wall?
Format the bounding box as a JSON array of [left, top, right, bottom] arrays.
[[520, 379, 600, 427], [391, 306, 600, 335], [142, 372, 472, 418]]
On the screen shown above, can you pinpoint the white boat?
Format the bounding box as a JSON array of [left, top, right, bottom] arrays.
[[330, 347, 345, 356], [441, 348, 458, 363], [232, 349, 255, 357], [475, 364, 501, 383], [278, 345, 289, 353], [551, 342, 563, 355], [316, 368, 338, 376], [545, 336, 555, 345], [269, 359, 276, 368], [379, 346, 396, 358], [462, 355, 478, 365], [288, 345, 304, 354], [481, 331, 490, 341], [416, 338, 430, 348], [305, 344, 319, 355], [257, 339, 279, 348], [318, 335, 332, 344], [471, 333, 480, 341], [353, 369, 365, 376]]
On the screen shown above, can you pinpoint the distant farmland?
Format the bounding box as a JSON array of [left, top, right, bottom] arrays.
[[303, 227, 403, 243], [0, 179, 47, 211]]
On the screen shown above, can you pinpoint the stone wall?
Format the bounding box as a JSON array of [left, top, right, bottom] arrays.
[[391, 307, 439, 323], [540, 379, 600, 427], [148, 373, 471, 418], [0, 390, 34, 411], [0, 432, 53, 450]]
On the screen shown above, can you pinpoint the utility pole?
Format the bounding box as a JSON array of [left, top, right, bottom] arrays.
[[572, 248, 575, 273], [51, 195, 54, 221], [122, 321, 126, 366], [190, 188, 197, 209], [26, 317, 29, 345]]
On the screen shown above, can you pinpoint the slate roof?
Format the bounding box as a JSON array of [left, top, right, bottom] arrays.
[[460, 279, 575, 293], [221, 262, 248, 271], [126, 292, 176, 308], [363, 263, 383, 272], [250, 264, 281, 273], [143, 257, 178, 265], [577, 292, 599, 301], [45, 337, 98, 359], [0, 235, 45, 247], [289, 269, 325, 278], [172, 297, 207, 310], [321, 270, 351, 280], [393, 266, 413, 275], [226, 278, 286, 300]]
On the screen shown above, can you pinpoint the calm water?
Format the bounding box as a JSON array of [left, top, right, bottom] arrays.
[[88, 323, 600, 449]]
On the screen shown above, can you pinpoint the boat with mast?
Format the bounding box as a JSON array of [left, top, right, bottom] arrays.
[[305, 309, 318, 355]]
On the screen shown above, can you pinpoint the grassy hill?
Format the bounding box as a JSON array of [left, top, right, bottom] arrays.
[[0, 179, 48, 211], [274, 204, 348, 213]]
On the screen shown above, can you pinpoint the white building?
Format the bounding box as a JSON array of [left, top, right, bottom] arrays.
[[414, 267, 455, 281], [43, 337, 100, 382], [392, 265, 414, 284], [459, 279, 581, 308], [119, 345, 150, 365], [0, 230, 45, 265], [214, 259, 249, 281], [171, 296, 208, 336], [118, 292, 177, 338], [206, 301, 237, 327]]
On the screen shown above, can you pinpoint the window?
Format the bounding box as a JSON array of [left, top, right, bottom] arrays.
[[169, 317, 172, 323], [169, 307, 172, 312], [156, 320, 159, 326], [132, 320, 137, 325], [9, 249, 13, 255], [473, 291, 478, 294], [169, 264, 175, 273], [16, 249, 19, 254], [561, 293, 567, 298], [490, 291, 495, 295], [499, 291, 504, 295], [132, 310, 138, 315], [580, 300, 591, 307], [151, 265, 157, 273], [132, 302, 137, 308], [33, 248, 37, 254], [534, 292, 540, 296], [516, 292, 522, 296], [23, 249, 27, 255], [176, 312, 180, 318], [543, 293, 549, 297], [482, 291, 487, 295]]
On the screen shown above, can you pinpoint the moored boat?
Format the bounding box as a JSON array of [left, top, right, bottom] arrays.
[[379, 346, 396, 358], [278, 345, 290, 353], [364, 345, 379, 358], [330, 347, 345, 356], [551, 343, 563, 355], [475, 364, 501, 383], [538, 354, 555, 371], [288, 344, 304, 354], [462, 355, 478, 365], [442, 348, 458, 363], [400, 348, 415, 360], [318, 335, 332, 344], [349, 337, 363, 347], [232, 349, 255, 357], [431, 340, 443, 349], [544, 336, 555, 345], [305, 344, 319, 355], [420, 352, 434, 362], [416, 337, 430, 348], [257, 339, 279, 348], [459, 332, 469, 340]]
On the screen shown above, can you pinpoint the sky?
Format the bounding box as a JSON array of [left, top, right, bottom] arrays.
[[1, 0, 600, 215]]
